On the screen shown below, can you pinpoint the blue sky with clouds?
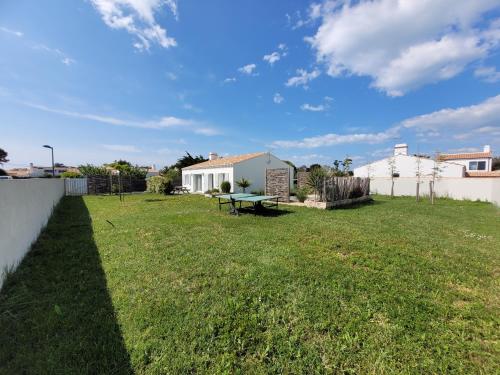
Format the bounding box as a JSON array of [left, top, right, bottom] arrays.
[[1, 0, 500, 169]]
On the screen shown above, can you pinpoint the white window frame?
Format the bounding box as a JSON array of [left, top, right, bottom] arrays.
[[469, 161, 486, 171]]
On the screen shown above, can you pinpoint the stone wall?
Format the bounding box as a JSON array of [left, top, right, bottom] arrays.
[[297, 171, 310, 189], [265, 168, 290, 202]]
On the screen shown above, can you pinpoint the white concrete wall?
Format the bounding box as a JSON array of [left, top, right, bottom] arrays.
[[0, 179, 65, 288], [233, 154, 293, 193], [354, 155, 464, 178], [370, 177, 500, 206], [182, 167, 233, 193]]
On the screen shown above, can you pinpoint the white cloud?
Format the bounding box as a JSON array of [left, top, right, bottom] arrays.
[[166, 71, 177, 80], [285, 68, 320, 88], [102, 144, 141, 153], [402, 94, 500, 131], [183, 103, 202, 113], [61, 57, 76, 66], [22, 102, 219, 135], [238, 63, 257, 75], [223, 77, 236, 83], [474, 66, 500, 83], [271, 128, 398, 149], [307, 0, 500, 96], [273, 93, 284, 104], [0, 26, 23, 37], [300, 103, 325, 112], [263, 52, 280, 65], [263, 43, 288, 66], [90, 0, 177, 51], [33, 44, 76, 66]]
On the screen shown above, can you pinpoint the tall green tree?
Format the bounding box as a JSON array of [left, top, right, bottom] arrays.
[[0, 148, 9, 165], [172, 152, 208, 170], [493, 157, 500, 171]]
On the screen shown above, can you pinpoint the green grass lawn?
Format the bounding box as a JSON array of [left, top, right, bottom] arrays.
[[1, 194, 499, 374]]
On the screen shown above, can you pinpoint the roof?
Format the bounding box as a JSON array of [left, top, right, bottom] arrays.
[[465, 171, 500, 178], [438, 152, 492, 161], [183, 152, 267, 170]]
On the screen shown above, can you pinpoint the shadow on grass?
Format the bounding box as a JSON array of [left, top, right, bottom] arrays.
[[236, 207, 293, 217], [333, 197, 383, 210], [143, 198, 168, 202], [0, 197, 133, 374]]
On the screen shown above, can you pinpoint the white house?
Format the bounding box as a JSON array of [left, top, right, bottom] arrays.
[[182, 151, 294, 193], [438, 146, 493, 173], [354, 144, 465, 178]]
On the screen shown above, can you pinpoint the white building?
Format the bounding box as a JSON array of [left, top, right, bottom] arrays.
[[182, 151, 293, 193], [438, 146, 493, 173], [354, 144, 465, 178]]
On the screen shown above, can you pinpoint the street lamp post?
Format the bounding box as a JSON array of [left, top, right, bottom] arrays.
[[43, 145, 55, 177]]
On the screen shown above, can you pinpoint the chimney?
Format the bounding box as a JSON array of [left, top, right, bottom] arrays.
[[484, 145, 491, 153], [208, 152, 218, 161], [394, 143, 408, 156]]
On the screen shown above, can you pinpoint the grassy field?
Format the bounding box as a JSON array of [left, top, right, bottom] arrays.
[[1, 194, 499, 374]]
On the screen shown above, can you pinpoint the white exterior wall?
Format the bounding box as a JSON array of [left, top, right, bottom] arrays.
[[443, 158, 492, 171], [182, 167, 233, 193], [354, 155, 464, 178], [233, 154, 293, 193], [0, 179, 65, 288], [369, 177, 500, 206]]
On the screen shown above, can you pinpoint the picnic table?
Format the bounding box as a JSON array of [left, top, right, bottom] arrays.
[[216, 193, 280, 215], [173, 186, 190, 194]]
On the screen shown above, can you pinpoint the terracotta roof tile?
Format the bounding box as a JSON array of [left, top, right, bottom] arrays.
[[183, 152, 267, 170], [439, 152, 492, 161], [465, 171, 500, 177]]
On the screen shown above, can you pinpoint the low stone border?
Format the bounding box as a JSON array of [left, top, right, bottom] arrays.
[[304, 195, 372, 209]]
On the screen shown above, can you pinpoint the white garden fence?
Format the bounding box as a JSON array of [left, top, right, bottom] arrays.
[[65, 178, 88, 196]]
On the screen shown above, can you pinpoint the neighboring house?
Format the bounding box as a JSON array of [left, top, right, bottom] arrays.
[[182, 151, 294, 193], [354, 144, 465, 178], [145, 165, 160, 178], [438, 146, 498, 177], [7, 163, 79, 177]]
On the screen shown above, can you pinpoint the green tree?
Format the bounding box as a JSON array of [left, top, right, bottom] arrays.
[[78, 164, 109, 176], [493, 157, 500, 171], [172, 152, 208, 170], [0, 148, 9, 165], [235, 177, 251, 193]]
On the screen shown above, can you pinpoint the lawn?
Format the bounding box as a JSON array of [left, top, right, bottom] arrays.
[[1, 194, 499, 374]]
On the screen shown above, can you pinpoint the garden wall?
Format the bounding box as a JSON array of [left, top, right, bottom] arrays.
[[370, 177, 500, 206], [265, 168, 290, 202], [0, 179, 65, 288]]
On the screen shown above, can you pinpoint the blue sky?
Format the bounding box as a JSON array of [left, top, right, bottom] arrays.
[[1, 0, 500, 169]]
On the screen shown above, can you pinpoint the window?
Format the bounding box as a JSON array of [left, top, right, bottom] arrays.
[[469, 161, 486, 171], [183, 174, 191, 185]]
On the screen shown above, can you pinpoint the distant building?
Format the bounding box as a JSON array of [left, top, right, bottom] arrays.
[[355, 144, 500, 178], [7, 163, 79, 178], [438, 146, 498, 177], [354, 144, 465, 178], [146, 165, 160, 178]]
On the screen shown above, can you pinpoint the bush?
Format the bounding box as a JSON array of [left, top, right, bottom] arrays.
[[147, 176, 173, 195], [235, 177, 251, 193], [78, 164, 109, 176], [60, 171, 81, 178], [250, 190, 265, 195], [295, 187, 309, 202], [220, 181, 231, 193]]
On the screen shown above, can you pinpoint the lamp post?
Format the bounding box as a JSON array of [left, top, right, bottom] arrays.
[[43, 145, 55, 177]]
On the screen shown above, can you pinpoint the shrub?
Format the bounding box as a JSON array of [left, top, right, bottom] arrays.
[[60, 171, 81, 178], [147, 176, 173, 195], [220, 181, 231, 193], [250, 190, 265, 195], [0, 168, 7, 176], [295, 187, 309, 203], [307, 167, 327, 198], [78, 164, 109, 176], [235, 177, 251, 193]]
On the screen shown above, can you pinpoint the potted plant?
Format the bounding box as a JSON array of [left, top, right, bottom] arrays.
[[235, 177, 251, 193]]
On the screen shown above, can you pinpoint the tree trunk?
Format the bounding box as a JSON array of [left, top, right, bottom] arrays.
[[391, 179, 394, 198], [429, 181, 434, 205], [416, 182, 420, 202]]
